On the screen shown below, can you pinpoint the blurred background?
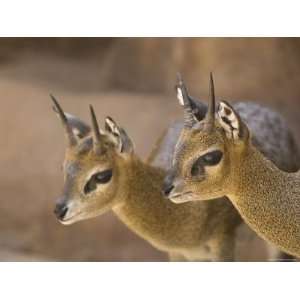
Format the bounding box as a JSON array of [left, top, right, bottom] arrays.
[[0, 38, 299, 261]]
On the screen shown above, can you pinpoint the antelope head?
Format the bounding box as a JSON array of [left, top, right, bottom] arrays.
[[51, 96, 134, 224], [162, 74, 251, 203]]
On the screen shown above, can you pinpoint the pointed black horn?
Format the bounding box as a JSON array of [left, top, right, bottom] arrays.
[[50, 94, 77, 147], [89, 105, 103, 154], [204, 72, 216, 131]]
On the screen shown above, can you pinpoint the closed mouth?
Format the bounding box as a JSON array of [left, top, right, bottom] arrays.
[[169, 191, 194, 203], [60, 212, 83, 224]]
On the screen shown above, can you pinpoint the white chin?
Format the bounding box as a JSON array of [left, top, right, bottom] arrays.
[[59, 214, 83, 225], [169, 196, 190, 204], [59, 206, 112, 225], [60, 218, 77, 225]]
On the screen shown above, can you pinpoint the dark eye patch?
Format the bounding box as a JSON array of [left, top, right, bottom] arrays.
[[191, 150, 223, 177], [84, 169, 113, 194]]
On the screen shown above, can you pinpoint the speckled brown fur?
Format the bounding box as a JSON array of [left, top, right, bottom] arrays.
[[62, 128, 241, 261], [53, 100, 241, 261], [230, 144, 300, 257], [113, 156, 239, 255], [167, 96, 300, 258]]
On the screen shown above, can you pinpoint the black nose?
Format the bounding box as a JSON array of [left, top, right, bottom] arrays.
[[162, 179, 175, 197], [54, 202, 68, 220], [162, 172, 176, 197], [163, 183, 174, 197]]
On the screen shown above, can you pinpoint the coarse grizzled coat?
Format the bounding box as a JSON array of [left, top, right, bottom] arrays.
[[163, 74, 300, 258], [52, 84, 299, 260]]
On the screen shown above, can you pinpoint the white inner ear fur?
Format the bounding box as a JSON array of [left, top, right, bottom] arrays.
[[105, 118, 120, 136], [217, 102, 240, 140], [177, 87, 184, 106], [105, 118, 123, 152], [72, 128, 81, 138]]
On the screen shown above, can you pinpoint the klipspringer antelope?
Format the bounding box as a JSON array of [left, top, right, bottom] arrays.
[[51, 94, 244, 261], [163, 74, 300, 258]]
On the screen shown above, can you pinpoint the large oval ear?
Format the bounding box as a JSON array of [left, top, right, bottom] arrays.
[[62, 112, 91, 139], [217, 101, 250, 142], [52, 96, 91, 139], [104, 116, 134, 154]]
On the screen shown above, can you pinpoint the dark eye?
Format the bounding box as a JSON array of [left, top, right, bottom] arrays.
[[191, 150, 223, 177], [94, 170, 113, 184], [202, 150, 223, 166], [84, 169, 113, 194]]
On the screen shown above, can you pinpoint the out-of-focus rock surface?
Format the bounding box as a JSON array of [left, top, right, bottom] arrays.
[[0, 38, 299, 261]]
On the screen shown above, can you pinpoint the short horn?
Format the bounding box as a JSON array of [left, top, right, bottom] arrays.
[[89, 105, 103, 154], [176, 72, 196, 128], [205, 72, 216, 131], [50, 94, 77, 146]]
